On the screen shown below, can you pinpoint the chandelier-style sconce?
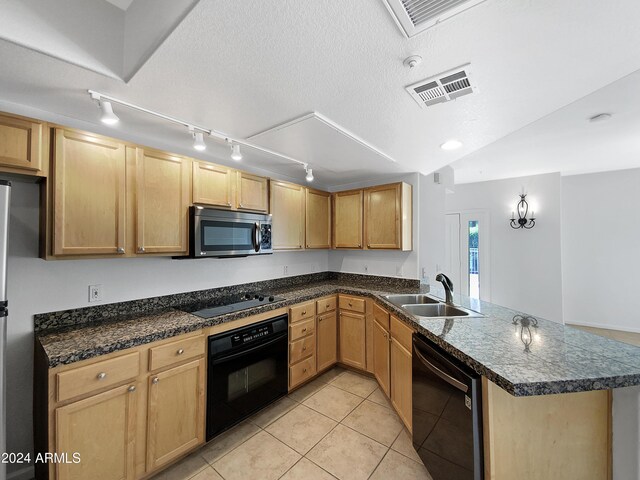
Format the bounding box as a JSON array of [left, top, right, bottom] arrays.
[[510, 194, 536, 229], [512, 314, 539, 352]]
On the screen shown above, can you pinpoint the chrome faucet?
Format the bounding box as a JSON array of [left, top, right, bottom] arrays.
[[435, 273, 454, 305]]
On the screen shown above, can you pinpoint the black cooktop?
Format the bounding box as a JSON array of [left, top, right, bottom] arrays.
[[185, 293, 285, 319]]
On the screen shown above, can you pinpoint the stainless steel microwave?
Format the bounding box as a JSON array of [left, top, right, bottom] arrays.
[[188, 207, 273, 257]]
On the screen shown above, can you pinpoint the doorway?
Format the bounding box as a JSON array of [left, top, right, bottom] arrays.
[[444, 212, 490, 302]]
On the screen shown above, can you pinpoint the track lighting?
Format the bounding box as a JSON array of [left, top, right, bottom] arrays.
[[305, 165, 314, 182], [100, 101, 119, 125], [191, 129, 206, 151], [230, 143, 242, 161]]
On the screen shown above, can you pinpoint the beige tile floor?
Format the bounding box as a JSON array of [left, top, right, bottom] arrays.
[[152, 368, 432, 480]]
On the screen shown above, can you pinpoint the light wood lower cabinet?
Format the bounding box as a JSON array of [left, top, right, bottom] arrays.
[[317, 310, 337, 371], [372, 319, 390, 396], [390, 336, 412, 431], [135, 148, 190, 255], [146, 359, 205, 472], [338, 310, 366, 370], [55, 383, 137, 480], [53, 128, 126, 256]]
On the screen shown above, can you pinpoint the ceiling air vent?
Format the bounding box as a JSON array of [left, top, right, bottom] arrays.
[[406, 64, 475, 108], [383, 0, 487, 37]]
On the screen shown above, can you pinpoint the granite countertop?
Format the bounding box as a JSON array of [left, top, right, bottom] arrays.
[[35, 273, 640, 397]]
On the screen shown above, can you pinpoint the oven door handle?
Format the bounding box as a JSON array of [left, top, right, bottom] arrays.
[[211, 332, 286, 364], [413, 341, 468, 394], [253, 222, 261, 253]]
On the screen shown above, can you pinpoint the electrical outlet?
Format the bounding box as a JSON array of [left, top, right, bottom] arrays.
[[88, 284, 103, 303], [364, 265, 368, 274], [283, 265, 288, 276]]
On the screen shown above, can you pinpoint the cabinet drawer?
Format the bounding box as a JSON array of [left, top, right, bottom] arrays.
[[149, 335, 205, 371], [316, 296, 337, 315], [290, 301, 316, 323], [390, 315, 414, 352], [373, 303, 390, 331], [289, 355, 316, 389], [289, 333, 316, 365], [56, 352, 139, 402], [339, 295, 365, 313], [289, 318, 315, 342]]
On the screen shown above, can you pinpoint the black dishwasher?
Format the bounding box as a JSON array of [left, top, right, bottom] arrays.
[[412, 333, 483, 480]]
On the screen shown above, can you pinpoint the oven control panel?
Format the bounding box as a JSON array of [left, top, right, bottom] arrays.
[[230, 324, 273, 347]]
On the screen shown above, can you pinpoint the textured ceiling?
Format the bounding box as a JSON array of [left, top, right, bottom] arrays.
[[0, 0, 640, 186]]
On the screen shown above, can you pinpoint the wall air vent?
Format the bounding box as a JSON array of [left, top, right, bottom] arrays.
[[406, 64, 475, 108], [383, 0, 487, 37]]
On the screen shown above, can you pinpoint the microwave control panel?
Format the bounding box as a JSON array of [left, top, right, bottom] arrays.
[[260, 224, 272, 249]]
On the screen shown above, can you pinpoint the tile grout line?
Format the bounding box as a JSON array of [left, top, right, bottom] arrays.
[[200, 422, 264, 469]]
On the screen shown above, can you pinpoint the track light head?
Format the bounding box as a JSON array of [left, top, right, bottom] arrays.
[[192, 130, 206, 151], [99, 100, 119, 125], [305, 165, 314, 182], [231, 144, 242, 161]]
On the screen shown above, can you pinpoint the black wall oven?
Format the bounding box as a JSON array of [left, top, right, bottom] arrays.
[[412, 333, 483, 480], [207, 314, 288, 440]]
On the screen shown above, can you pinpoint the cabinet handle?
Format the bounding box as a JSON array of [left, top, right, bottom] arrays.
[[357, 244, 361, 248], [96, 372, 106, 380], [226, 202, 231, 206], [177, 348, 184, 355], [367, 244, 371, 248], [303, 368, 307, 373], [326, 303, 330, 308], [152, 377, 159, 384], [116, 247, 125, 254], [128, 385, 136, 392], [138, 247, 146, 253], [302, 328, 307, 333], [302, 310, 306, 315], [239, 203, 244, 208], [319, 318, 323, 322], [348, 302, 353, 307], [302, 346, 307, 351]]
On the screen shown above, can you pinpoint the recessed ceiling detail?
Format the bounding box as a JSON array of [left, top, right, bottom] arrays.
[[383, 0, 487, 37], [406, 63, 475, 108]]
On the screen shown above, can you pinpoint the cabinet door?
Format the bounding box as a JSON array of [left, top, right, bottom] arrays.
[[56, 383, 137, 480], [0, 113, 44, 173], [270, 180, 305, 250], [373, 320, 390, 397], [317, 311, 337, 371], [53, 129, 126, 256], [390, 337, 412, 431], [306, 188, 331, 249], [339, 311, 366, 370], [146, 358, 205, 472], [135, 148, 190, 254], [365, 183, 401, 249], [237, 171, 268, 212], [333, 190, 363, 249], [192, 161, 233, 208]]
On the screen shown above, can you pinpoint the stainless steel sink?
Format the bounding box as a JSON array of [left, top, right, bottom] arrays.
[[402, 303, 484, 318], [384, 294, 440, 307]]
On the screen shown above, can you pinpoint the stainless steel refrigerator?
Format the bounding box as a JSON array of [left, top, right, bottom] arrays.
[[0, 180, 10, 480]]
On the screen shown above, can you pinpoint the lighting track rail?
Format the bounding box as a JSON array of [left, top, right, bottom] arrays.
[[87, 89, 313, 181]]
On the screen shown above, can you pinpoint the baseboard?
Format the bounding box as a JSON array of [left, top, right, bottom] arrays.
[[8, 465, 34, 480], [567, 321, 640, 335]]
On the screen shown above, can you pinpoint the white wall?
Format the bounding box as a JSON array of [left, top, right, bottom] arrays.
[[328, 173, 421, 279], [446, 172, 564, 322], [561, 168, 640, 332], [418, 167, 453, 285], [7, 181, 329, 477]]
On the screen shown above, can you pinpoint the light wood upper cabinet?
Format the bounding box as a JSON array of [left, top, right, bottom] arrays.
[[364, 182, 412, 251], [146, 358, 205, 472], [373, 318, 390, 397], [56, 384, 137, 480], [338, 310, 366, 370], [135, 148, 190, 255], [305, 188, 331, 249], [236, 171, 268, 212], [53, 129, 126, 256], [192, 161, 233, 208], [317, 310, 337, 372], [0, 112, 46, 174], [270, 180, 305, 250], [333, 189, 363, 249]]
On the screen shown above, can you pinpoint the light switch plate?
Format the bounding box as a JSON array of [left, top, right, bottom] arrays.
[[88, 284, 103, 303]]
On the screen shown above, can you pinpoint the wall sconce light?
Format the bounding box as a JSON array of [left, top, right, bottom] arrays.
[[512, 314, 539, 352], [510, 194, 536, 229]]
